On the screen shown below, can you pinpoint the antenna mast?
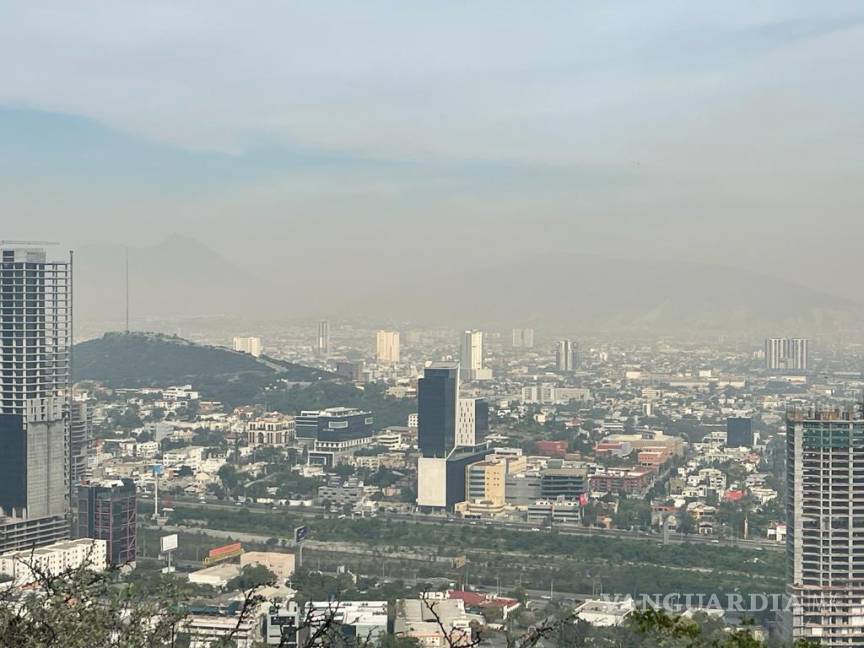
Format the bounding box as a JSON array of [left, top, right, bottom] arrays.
[[125, 247, 129, 333]]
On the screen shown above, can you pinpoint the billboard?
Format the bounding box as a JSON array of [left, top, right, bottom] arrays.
[[160, 534, 178, 553], [204, 542, 243, 565], [294, 526, 309, 544], [151, 464, 165, 476]]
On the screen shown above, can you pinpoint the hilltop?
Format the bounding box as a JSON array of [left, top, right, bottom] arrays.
[[73, 332, 333, 388]]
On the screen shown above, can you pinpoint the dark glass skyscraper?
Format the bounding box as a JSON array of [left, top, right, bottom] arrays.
[[418, 363, 459, 458]]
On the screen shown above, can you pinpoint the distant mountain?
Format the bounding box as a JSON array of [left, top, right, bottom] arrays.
[[75, 235, 264, 323], [359, 253, 864, 335], [74, 235, 864, 336], [73, 331, 332, 387]]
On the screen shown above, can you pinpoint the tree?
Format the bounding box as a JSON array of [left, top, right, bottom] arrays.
[[0, 556, 813, 648], [218, 464, 240, 493], [177, 465, 194, 478], [225, 564, 278, 591], [677, 510, 696, 536]]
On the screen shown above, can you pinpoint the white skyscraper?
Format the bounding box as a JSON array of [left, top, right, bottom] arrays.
[[376, 330, 400, 363], [765, 338, 809, 371], [316, 320, 330, 356], [460, 330, 491, 381], [233, 336, 262, 358]]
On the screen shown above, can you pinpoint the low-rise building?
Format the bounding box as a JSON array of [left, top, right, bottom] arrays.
[[574, 596, 635, 627], [0, 538, 107, 587], [527, 497, 582, 526], [247, 415, 295, 446], [589, 467, 654, 497], [302, 601, 388, 647], [395, 597, 474, 648]]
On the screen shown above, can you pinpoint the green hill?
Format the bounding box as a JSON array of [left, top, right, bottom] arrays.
[[73, 332, 333, 388]]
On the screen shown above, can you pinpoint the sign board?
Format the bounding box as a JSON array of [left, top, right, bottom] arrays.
[[151, 464, 165, 476], [160, 534, 178, 553], [294, 526, 309, 544], [203, 542, 243, 565]]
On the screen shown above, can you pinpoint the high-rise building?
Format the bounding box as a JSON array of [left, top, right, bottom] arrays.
[[232, 336, 262, 357], [418, 363, 460, 459], [726, 417, 753, 449], [70, 398, 93, 490], [376, 330, 400, 363], [76, 478, 137, 567], [417, 364, 491, 509], [511, 328, 535, 349], [0, 244, 71, 548], [460, 330, 491, 381], [785, 405, 864, 645], [316, 320, 330, 356], [456, 398, 488, 447], [765, 338, 809, 371], [556, 339, 576, 372]]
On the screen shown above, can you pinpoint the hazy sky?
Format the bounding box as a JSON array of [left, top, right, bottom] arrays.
[[2, 1, 863, 299]]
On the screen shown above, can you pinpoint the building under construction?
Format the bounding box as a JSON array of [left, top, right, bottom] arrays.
[[786, 404, 864, 646], [76, 478, 137, 567]]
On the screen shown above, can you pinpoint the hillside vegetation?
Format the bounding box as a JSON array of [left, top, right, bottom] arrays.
[[73, 332, 332, 387]]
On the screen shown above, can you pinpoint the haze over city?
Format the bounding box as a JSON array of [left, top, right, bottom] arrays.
[[4, 3, 864, 648], [3, 2, 864, 332]]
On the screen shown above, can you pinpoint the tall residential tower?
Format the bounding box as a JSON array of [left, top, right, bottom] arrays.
[[316, 320, 330, 356], [460, 330, 491, 381], [766, 338, 809, 371], [0, 244, 71, 550], [786, 404, 864, 645], [376, 330, 400, 363], [556, 339, 578, 372]]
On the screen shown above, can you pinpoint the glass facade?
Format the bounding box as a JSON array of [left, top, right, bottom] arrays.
[[418, 364, 459, 458]]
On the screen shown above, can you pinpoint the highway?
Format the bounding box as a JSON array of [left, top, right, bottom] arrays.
[[140, 496, 783, 553]]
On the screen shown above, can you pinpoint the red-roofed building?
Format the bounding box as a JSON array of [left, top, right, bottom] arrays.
[[724, 489, 745, 503], [535, 440, 568, 458], [447, 590, 521, 619]]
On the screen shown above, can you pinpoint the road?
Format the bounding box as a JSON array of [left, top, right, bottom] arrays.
[[140, 496, 782, 552]]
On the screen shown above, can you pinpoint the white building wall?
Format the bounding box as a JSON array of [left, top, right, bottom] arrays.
[[417, 457, 447, 508]]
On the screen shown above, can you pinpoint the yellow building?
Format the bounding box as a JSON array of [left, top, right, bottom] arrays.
[[465, 460, 506, 506]]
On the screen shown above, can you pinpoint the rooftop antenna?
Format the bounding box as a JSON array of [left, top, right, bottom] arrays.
[[125, 247, 130, 333]]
